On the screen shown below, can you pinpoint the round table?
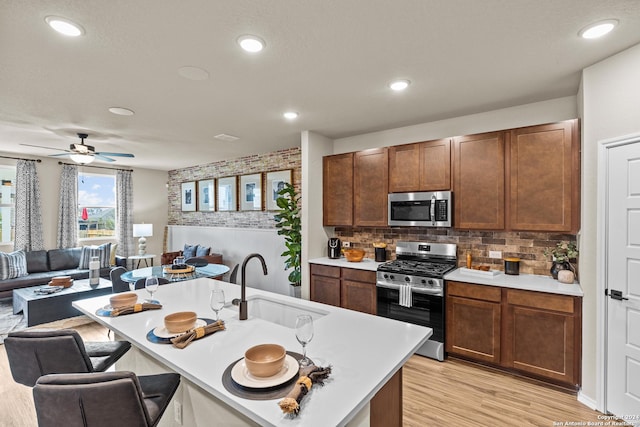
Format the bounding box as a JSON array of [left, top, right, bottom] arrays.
[[121, 264, 230, 283]]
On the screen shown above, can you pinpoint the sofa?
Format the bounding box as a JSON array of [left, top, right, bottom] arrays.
[[0, 248, 125, 299]]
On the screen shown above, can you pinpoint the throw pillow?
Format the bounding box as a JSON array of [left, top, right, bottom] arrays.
[[196, 246, 210, 257], [183, 244, 198, 258], [78, 243, 111, 269], [0, 250, 28, 280], [110, 243, 118, 266]]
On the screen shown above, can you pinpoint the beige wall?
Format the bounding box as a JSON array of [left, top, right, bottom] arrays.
[[581, 42, 640, 409], [0, 153, 168, 259]]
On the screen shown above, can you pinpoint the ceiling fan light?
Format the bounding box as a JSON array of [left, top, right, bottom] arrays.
[[70, 153, 95, 164]]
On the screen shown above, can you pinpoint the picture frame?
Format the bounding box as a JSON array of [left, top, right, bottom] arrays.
[[197, 179, 215, 211], [217, 176, 237, 211], [266, 169, 292, 210], [181, 181, 197, 212], [239, 173, 263, 211]]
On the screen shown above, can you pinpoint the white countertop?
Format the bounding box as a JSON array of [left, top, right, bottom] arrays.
[[444, 268, 584, 297], [73, 278, 430, 427], [308, 257, 384, 271]]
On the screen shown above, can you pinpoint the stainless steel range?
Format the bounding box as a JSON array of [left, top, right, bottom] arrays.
[[376, 241, 457, 361]]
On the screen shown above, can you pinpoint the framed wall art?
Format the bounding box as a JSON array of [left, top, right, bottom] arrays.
[[266, 169, 292, 210], [197, 179, 215, 211], [181, 181, 197, 212], [217, 176, 237, 211], [240, 173, 262, 211]]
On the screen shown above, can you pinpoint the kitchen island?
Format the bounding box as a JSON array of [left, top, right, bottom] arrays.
[[73, 278, 431, 426]]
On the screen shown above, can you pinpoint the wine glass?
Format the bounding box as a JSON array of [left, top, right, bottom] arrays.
[[144, 276, 159, 303], [295, 315, 314, 367], [209, 289, 225, 321]]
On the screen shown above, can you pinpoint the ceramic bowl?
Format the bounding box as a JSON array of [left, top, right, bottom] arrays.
[[164, 311, 197, 333], [343, 248, 365, 262], [109, 292, 137, 309], [244, 344, 286, 378]]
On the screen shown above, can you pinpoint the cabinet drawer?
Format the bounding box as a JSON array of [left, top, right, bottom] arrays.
[[447, 281, 501, 302], [506, 289, 575, 314], [310, 264, 341, 278], [342, 268, 376, 283]]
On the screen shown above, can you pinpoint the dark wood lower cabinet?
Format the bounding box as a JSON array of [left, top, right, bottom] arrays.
[[310, 264, 376, 315], [446, 280, 582, 389]]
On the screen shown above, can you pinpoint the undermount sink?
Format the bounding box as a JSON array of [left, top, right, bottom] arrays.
[[232, 296, 328, 328]]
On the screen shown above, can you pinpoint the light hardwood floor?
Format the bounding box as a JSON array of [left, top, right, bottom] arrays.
[[1, 321, 610, 427]]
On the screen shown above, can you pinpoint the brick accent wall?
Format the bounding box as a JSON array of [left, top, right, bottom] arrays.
[[168, 148, 301, 229], [335, 227, 577, 276]]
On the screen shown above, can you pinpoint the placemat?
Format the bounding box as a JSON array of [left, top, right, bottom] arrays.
[[222, 351, 310, 400]]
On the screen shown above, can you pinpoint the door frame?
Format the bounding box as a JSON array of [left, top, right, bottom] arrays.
[[596, 132, 640, 413]]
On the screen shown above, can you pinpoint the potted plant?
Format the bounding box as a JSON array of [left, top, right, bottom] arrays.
[[273, 182, 301, 297], [544, 241, 578, 279]]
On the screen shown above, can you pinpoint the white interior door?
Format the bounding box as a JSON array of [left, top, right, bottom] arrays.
[[606, 140, 640, 423]]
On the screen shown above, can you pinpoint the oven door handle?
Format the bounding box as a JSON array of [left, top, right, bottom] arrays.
[[376, 282, 443, 296]]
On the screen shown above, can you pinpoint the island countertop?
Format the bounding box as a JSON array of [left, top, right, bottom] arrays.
[[73, 278, 430, 427]]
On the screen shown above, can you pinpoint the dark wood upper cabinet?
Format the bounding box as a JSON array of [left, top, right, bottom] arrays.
[[389, 139, 451, 192], [354, 148, 388, 226], [323, 153, 354, 226], [453, 132, 505, 230], [508, 120, 580, 232]]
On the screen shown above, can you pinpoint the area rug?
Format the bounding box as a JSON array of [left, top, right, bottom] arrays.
[[0, 298, 93, 344]]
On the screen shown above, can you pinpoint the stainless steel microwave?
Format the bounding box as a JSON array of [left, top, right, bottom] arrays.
[[388, 191, 452, 227]]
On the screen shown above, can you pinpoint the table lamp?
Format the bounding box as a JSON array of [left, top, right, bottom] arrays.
[[132, 223, 153, 255]]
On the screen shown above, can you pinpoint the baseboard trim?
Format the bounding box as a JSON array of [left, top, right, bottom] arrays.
[[577, 391, 598, 410]]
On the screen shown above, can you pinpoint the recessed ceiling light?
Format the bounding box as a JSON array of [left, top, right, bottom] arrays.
[[389, 79, 411, 91], [178, 66, 210, 81], [237, 35, 265, 53], [283, 111, 299, 120], [45, 16, 84, 37], [579, 19, 618, 39], [108, 107, 135, 116]]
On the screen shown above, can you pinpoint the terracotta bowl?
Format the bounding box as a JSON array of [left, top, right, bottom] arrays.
[[244, 344, 286, 378], [344, 248, 365, 262], [164, 311, 197, 333], [109, 292, 137, 309]]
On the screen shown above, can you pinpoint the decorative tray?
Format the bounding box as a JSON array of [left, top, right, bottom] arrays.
[[163, 265, 195, 274], [458, 267, 501, 277]]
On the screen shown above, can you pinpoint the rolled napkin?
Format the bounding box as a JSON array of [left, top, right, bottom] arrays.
[[278, 364, 332, 416], [170, 320, 226, 349], [110, 303, 162, 317]]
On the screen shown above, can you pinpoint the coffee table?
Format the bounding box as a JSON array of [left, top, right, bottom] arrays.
[[12, 278, 112, 327]]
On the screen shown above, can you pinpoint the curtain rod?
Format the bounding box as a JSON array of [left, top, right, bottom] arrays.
[[57, 161, 133, 172], [0, 155, 41, 162]]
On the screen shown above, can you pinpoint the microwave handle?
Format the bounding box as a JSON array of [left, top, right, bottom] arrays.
[[430, 194, 436, 224]]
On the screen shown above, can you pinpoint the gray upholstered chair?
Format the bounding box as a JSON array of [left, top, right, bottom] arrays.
[[133, 276, 170, 290], [4, 329, 131, 387], [33, 371, 180, 427], [109, 266, 130, 293], [227, 264, 239, 284]]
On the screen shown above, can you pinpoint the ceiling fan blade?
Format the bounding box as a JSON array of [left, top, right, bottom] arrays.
[[94, 154, 116, 162], [48, 153, 73, 158], [96, 152, 135, 158], [20, 143, 71, 153]]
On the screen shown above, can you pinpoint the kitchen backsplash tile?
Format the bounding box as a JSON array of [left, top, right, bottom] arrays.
[[334, 227, 577, 277]]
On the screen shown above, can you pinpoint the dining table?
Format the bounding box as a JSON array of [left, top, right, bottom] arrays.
[[120, 263, 230, 283]]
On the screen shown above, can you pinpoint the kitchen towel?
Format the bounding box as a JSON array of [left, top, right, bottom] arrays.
[[109, 303, 162, 317], [170, 320, 226, 349], [399, 284, 412, 308]]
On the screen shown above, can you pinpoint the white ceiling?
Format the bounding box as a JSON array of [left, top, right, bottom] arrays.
[[1, 1, 639, 171]]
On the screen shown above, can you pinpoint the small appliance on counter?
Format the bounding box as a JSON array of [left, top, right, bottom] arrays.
[[328, 238, 341, 259], [504, 257, 520, 275]]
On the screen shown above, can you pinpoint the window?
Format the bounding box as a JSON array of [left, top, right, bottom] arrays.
[[78, 172, 116, 239], [0, 167, 16, 244]]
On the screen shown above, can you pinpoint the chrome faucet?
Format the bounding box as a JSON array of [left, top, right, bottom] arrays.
[[236, 253, 268, 320]]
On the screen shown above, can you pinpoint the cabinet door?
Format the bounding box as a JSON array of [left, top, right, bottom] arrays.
[[341, 268, 377, 315], [503, 289, 580, 387], [446, 295, 502, 364], [388, 143, 420, 193], [419, 138, 451, 191], [508, 120, 579, 232], [453, 132, 505, 229], [323, 153, 353, 226], [354, 148, 388, 226], [310, 265, 341, 307]]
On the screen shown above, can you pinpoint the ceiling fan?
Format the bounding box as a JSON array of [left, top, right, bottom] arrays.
[[21, 133, 135, 164]]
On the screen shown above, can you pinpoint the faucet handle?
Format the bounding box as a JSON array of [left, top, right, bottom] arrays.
[[231, 298, 240, 306]]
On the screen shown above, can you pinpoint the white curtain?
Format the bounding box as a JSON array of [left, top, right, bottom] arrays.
[[14, 160, 45, 251], [57, 164, 78, 248], [116, 170, 134, 257]]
